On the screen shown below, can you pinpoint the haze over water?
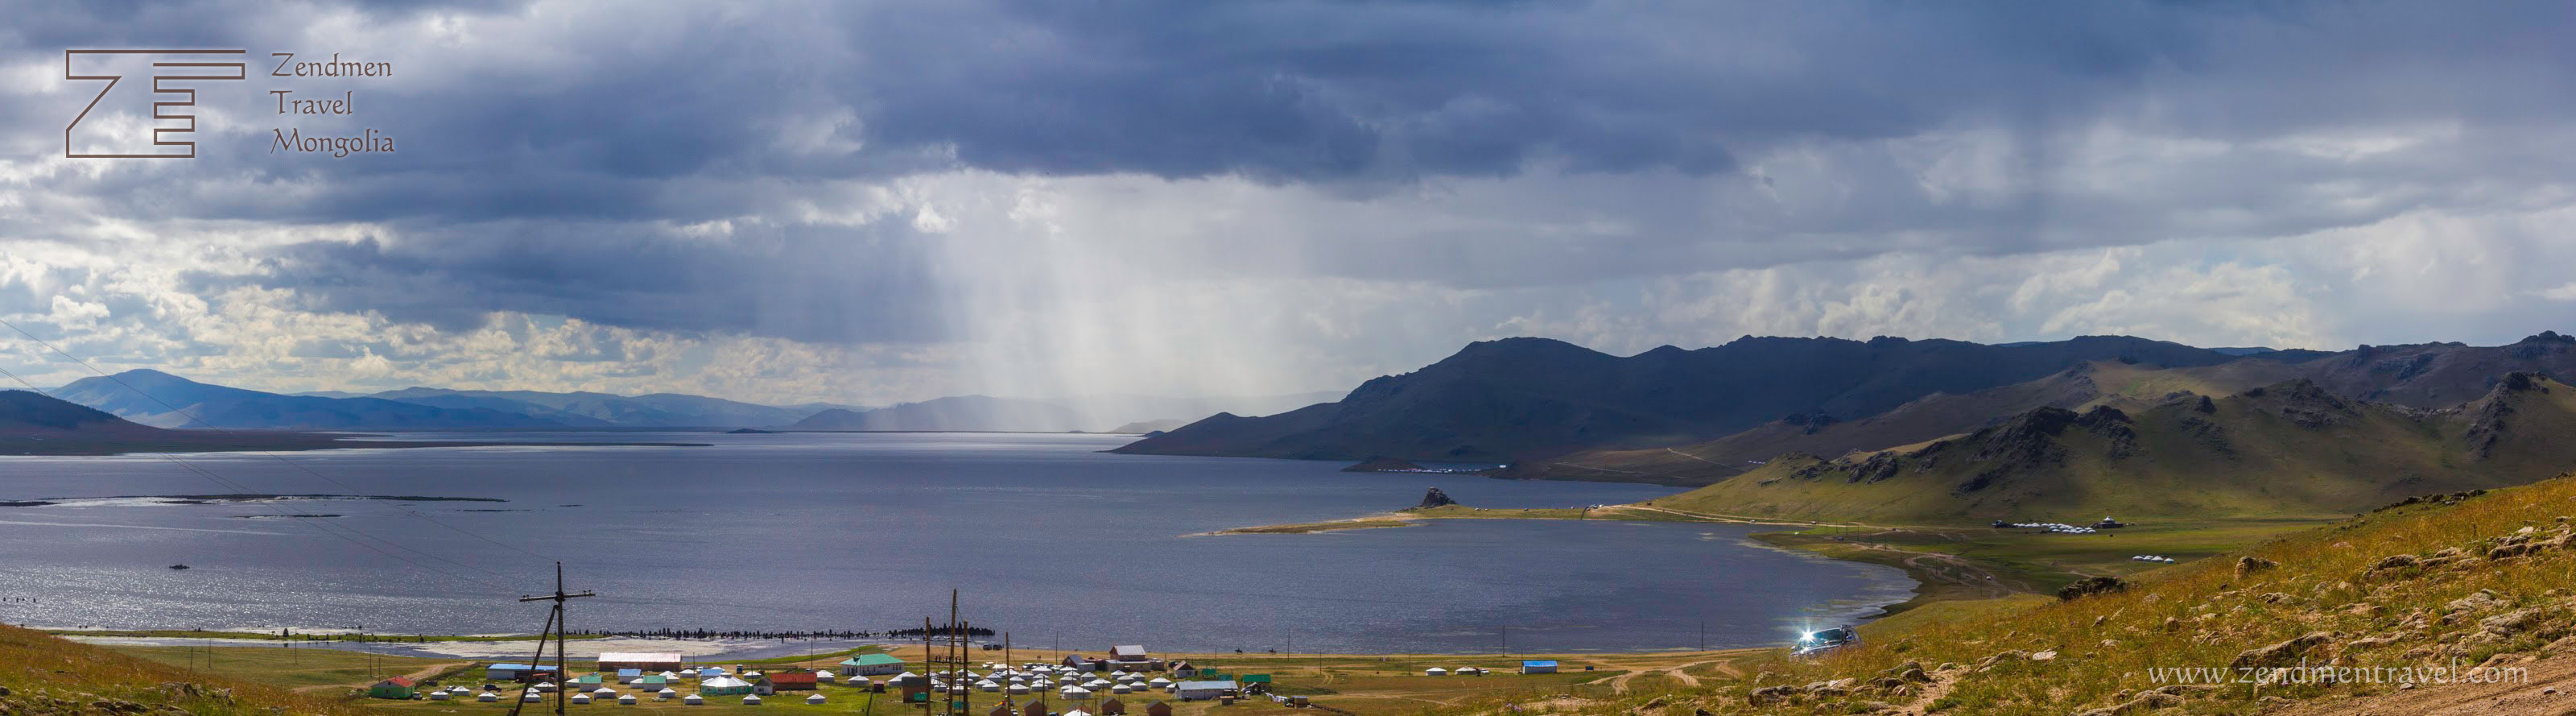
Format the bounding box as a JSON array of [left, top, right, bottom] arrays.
[[0, 432, 1910, 653]]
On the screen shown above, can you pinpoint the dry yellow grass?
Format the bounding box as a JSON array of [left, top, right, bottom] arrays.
[[1431, 472, 2576, 715], [0, 622, 394, 716]]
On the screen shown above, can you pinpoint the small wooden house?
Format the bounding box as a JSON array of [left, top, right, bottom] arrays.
[[1098, 697, 1128, 714], [1146, 702, 1173, 716], [368, 677, 417, 700]]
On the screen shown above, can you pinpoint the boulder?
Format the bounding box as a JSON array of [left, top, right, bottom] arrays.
[[2231, 631, 2336, 668], [2058, 576, 2128, 601], [2235, 557, 2279, 577], [2446, 590, 2511, 613]]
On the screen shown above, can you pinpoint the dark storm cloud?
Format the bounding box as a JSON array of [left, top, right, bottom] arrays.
[[199, 222, 955, 344], [9, 0, 2576, 349]]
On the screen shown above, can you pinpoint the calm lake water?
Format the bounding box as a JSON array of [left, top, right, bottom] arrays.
[[0, 432, 1912, 654]]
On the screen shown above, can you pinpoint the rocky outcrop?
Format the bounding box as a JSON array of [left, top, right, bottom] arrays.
[[2507, 330, 2575, 359], [2240, 379, 2360, 428], [2462, 372, 2548, 460], [2058, 576, 2128, 601], [1416, 487, 1456, 508], [2075, 405, 2137, 458]]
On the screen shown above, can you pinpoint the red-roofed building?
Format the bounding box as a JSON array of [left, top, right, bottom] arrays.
[[754, 673, 819, 694]]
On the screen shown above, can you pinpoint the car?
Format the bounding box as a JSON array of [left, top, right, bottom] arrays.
[[1793, 625, 1859, 656]]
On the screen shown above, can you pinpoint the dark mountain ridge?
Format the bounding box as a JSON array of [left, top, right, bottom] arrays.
[[1113, 334, 2261, 462]]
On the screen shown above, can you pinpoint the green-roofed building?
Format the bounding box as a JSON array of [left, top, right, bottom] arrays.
[[839, 653, 906, 677]]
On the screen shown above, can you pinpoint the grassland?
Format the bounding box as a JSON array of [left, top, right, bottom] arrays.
[[1418, 471, 2576, 714], [115, 646, 472, 689], [0, 621, 396, 716]]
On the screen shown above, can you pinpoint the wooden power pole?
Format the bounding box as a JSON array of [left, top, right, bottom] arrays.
[[506, 563, 594, 716]]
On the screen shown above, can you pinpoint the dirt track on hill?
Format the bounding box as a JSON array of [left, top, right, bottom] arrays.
[[292, 661, 468, 693]]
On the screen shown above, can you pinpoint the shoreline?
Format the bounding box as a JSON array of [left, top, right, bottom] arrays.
[[1209, 503, 2035, 615]]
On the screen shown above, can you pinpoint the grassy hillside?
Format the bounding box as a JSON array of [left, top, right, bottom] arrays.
[[1116, 335, 2248, 463], [1639, 375, 2576, 523], [0, 622, 390, 716], [1516, 358, 2402, 486], [1439, 469, 2576, 715]]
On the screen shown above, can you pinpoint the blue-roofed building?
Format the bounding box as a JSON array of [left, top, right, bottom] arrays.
[[615, 668, 642, 683], [485, 664, 538, 681], [1520, 660, 1558, 674]]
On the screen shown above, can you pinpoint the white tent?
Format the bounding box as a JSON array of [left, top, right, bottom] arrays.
[[815, 672, 836, 682], [1059, 685, 1092, 701], [1005, 684, 1030, 694], [976, 680, 1001, 692], [1424, 667, 1448, 677], [428, 691, 452, 701], [803, 694, 825, 705], [1147, 677, 1173, 687], [1109, 685, 1132, 694], [617, 694, 638, 705], [1456, 667, 1484, 676], [1083, 679, 1112, 689], [1067, 710, 1092, 716], [535, 681, 560, 692], [523, 693, 545, 702], [477, 693, 499, 702], [681, 694, 703, 706], [741, 695, 761, 706], [659, 672, 683, 681], [656, 689, 677, 700], [571, 694, 592, 705], [593, 687, 618, 696]]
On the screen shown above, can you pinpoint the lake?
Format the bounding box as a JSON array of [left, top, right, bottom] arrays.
[[0, 432, 1913, 654]]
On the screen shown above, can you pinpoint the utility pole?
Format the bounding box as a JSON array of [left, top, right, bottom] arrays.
[[507, 563, 594, 716]]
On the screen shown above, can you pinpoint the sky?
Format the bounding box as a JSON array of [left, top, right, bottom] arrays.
[[2, 0, 2574, 405]]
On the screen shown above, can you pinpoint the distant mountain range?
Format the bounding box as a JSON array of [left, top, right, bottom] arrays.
[[52, 370, 568, 430], [1113, 334, 2258, 462], [791, 395, 1087, 432], [363, 387, 846, 428], [43, 369, 1331, 432], [0, 389, 708, 454], [1517, 331, 2576, 485], [1113, 331, 2576, 475]]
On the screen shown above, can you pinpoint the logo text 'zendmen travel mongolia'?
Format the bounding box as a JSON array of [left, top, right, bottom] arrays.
[[64, 49, 397, 159]]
